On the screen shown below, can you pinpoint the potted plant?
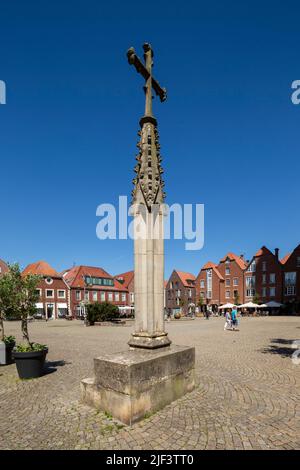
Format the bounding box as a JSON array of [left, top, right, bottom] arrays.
[[1, 263, 48, 379], [3, 335, 16, 364]]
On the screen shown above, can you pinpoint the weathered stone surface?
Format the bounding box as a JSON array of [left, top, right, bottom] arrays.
[[82, 345, 195, 425]]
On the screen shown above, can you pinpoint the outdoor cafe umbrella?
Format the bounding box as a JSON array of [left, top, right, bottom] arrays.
[[266, 301, 283, 308], [238, 302, 260, 309], [218, 303, 236, 309]]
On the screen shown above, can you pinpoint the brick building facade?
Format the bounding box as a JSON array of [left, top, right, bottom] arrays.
[[64, 266, 128, 318], [166, 270, 196, 316], [23, 261, 70, 319], [244, 246, 283, 304], [196, 262, 224, 312], [217, 253, 247, 305], [281, 244, 300, 310], [0, 259, 8, 276]]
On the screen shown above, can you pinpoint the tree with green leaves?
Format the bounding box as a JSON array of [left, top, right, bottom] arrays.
[[87, 301, 120, 324], [0, 263, 41, 347]]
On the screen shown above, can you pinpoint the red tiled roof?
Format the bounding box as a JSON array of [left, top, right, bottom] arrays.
[[254, 246, 273, 257], [64, 265, 128, 291], [280, 253, 291, 265], [220, 252, 247, 270], [23, 261, 60, 278], [201, 262, 224, 280], [114, 271, 134, 289], [175, 270, 196, 287]]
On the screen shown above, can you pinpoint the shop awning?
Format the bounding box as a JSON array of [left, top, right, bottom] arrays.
[[35, 303, 44, 309], [57, 303, 68, 309]]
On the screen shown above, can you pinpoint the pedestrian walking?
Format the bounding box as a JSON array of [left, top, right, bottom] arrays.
[[231, 307, 238, 331], [224, 310, 232, 330]]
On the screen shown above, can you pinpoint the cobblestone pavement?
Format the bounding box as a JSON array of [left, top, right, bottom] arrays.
[[0, 317, 300, 450]]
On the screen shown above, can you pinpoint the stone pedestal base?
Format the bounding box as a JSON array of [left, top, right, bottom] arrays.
[[81, 344, 195, 425]]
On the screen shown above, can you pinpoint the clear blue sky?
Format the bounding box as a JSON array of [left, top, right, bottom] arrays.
[[1, 0, 299, 278]]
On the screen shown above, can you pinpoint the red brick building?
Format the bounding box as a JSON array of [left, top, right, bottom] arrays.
[[166, 270, 196, 316], [0, 259, 8, 277], [244, 246, 283, 304], [196, 262, 224, 312], [281, 244, 300, 311], [23, 261, 70, 319], [217, 252, 247, 305], [114, 270, 134, 307], [64, 266, 128, 318]]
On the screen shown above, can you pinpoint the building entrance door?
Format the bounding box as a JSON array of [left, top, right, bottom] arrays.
[[46, 303, 54, 320]]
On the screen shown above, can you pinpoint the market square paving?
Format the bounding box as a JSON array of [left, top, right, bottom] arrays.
[[0, 316, 300, 450]]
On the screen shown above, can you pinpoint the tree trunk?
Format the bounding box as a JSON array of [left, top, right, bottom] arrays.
[[0, 315, 4, 341], [21, 317, 31, 347]]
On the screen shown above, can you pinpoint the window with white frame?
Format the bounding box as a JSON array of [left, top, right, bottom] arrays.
[[225, 290, 230, 299], [262, 274, 266, 284], [269, 287, 276, 297], [207, 290, 212, 299], [58, 290, 66, 298], [76, 290, 81, 301], [108, 292, 113, 301], [115, 292, 119, 301], [46, 289, 54, 298], [246, 289, 255, 297], [233, 278, 238, 286], [269, 273, 276, 284], [200, 291, 205, 298], [262, 261, 267, 272], [100, 292, 105, 301], [246, 276, 255, 288], [200, 280, 205, 288], [262, 287, 267, 297], [285, 285, 295, 296], [92, 291, 97, 301], [225, 267, 230, 275], [36, 289, 42, 297], [285, 272, 296, 286], [247, 260, 256, 272], [84, 291, 89, 301], [226, 278, 230, 287]]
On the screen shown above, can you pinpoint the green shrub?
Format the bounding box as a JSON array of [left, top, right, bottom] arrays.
[[3, 335, 16, 345], [87, 302, 120, 325], [15, 342, 47, 352]]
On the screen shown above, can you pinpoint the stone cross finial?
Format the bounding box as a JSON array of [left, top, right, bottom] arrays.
[[127, 43, 167, 119]]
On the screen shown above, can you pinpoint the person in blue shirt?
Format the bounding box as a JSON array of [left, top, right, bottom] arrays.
[[231, 308, 238, 330]]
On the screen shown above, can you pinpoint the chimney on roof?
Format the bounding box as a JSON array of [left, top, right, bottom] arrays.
[[275, 248, 279, 260]]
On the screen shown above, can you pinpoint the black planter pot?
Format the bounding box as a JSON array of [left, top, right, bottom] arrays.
[[5, 341, 15, 364], [12, 348, 48, 379]]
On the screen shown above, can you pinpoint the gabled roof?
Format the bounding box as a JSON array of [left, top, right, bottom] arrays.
[[64, 265, 128, 291], [254, 246, 273, 257], [280, 253, 291, 265], [220, 252, 247, 270], [200, 261, 224, 280], [175, 270, 196, 287], [23, 261, 60, 278], [114, 270, 134, 289], [281, 244, 300, 265]]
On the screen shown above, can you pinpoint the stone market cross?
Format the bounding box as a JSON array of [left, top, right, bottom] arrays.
[[81, 45, 195, 424]]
